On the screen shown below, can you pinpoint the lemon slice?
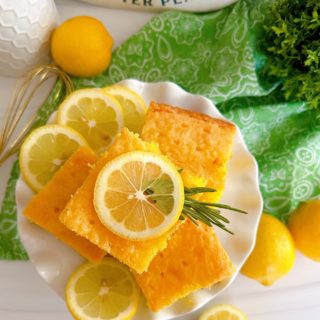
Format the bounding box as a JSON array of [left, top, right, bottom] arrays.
[[103, 85, 146, 134], [19, 124, 88, 192], [199, 304, 248, 320], [66, 258, 139, 320], [57, 88, 124, 154], [94, 151, 184, 241]]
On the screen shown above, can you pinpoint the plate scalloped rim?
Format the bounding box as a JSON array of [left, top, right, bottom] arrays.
[[16, 79, 263, 320]]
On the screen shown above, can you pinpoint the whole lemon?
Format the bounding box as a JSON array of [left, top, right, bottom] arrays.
[[241, 213, 295, 286], [51, 16, 113, 77], [288, 200, 320, 262]]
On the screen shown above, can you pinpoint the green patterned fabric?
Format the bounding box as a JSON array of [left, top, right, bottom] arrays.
[[1, 0, 319, 260]]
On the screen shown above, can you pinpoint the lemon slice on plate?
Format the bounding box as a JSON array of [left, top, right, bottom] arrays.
[[57, 88, 123, 154], [199, 304, 248, 320], [94, 151, 184, 241], [66, 258, 139, 320], [19, 124, 88, 192], [103, 85, 146, 133]]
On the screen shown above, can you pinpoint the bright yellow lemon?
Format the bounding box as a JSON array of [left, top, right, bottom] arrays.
[[66, 258, 139, 320], [241, 213, 295, 286], [103, 85, 146, 134], [57, 88, 123, 154], [94, 151, 184, 241], [288, 200, 320, 262], [51, 16, 113, 77], [199, 304, 248, 320], [19, 124, 88, 192]]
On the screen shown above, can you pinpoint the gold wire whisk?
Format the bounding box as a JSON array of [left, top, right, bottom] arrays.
[[0, 65, 74, 165]]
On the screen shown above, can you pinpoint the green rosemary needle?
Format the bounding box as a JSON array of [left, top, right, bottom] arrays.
[[181, 187, 247, 234], [145, 185, 247, 234]]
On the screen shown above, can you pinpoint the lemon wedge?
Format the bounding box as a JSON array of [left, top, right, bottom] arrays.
[[57, 88, 123, 154], [94, 151, 184, 241], [199, 304, 248, 320], [19, 124, 88, 192], [66, 258, 139, 320], [103, 85, 146, 134]]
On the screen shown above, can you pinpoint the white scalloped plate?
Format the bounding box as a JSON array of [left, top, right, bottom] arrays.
[[16, 79, 263, 320]]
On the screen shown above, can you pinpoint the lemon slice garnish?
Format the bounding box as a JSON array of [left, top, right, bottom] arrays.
[[19, 124, 88, 192], [57, 88, 123, 154], [94, 151, 184, 241], [66, 258, 139, 320], [199, 304, 248, 320], [103, 85, 146, 134]]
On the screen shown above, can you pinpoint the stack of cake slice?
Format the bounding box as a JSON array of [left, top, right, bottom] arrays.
[[136, 102, 236, 310], [23, 101, 236, 311]]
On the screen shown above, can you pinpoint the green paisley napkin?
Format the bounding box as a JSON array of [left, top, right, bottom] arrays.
[[1, 0, 319, 260]]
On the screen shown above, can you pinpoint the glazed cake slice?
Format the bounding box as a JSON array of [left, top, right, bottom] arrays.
[[134, 220, 234, 311], [135, 102, 236, 311], [141, 102, 236, 202], [59, 128, 181, 273], [23, 147, 106, 262]]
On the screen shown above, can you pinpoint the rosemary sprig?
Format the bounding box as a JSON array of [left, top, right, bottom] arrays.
[[145, 185, 247, 234], [181, 187, 247, 234]]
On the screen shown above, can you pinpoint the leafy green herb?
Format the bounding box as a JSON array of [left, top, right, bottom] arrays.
[[146, 186, 246, 234], [182, 187, 247, 234], [263, 0, 320, 109]]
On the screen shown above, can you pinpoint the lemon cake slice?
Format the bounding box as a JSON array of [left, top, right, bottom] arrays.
[[141, 102, 236, 202], [135, 102, 236, 310], [23, 147, 106, 262], [134, 220, 234, 311], [59, 128, 181, 273]]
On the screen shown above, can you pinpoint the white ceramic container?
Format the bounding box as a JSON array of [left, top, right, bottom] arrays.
[[0, 0, 57, 77], [78, 0, 238, 12]]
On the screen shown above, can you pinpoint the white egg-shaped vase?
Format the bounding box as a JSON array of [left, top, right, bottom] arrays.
[[0, 0, 57, 77]]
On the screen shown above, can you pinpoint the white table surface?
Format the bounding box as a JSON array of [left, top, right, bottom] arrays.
[[0, 1, 319, 319]]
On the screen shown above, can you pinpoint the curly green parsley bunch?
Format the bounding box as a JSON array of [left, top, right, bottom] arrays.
[[263, 0, 320, 109]]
